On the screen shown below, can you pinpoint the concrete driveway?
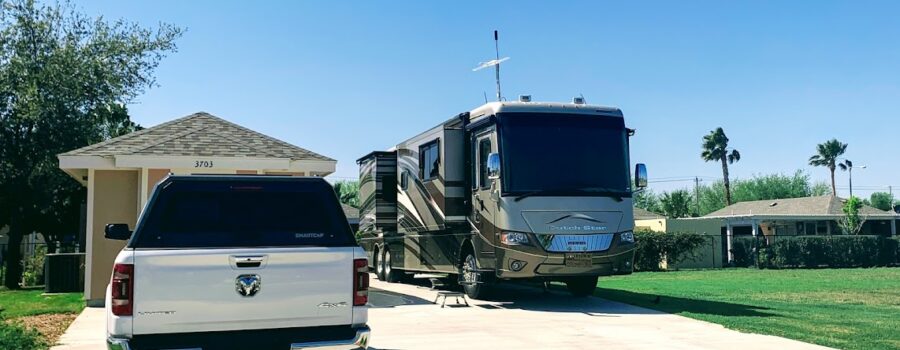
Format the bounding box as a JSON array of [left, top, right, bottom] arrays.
[[52, 275, 832, 350], [366, 277, 831, 350]]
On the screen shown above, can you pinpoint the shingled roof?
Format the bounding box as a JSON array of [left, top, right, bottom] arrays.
[[634, 207, 664, 220], [704, 195, 896, 218], [61, 112, 334, 161]]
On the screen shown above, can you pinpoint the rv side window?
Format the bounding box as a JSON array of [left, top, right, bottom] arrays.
[[419, 140, 440, 181], [478, 138, 492, 189]]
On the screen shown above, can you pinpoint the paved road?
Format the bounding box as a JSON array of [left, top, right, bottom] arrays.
[[51, 275, 833, 350], [366, 277, 832, 350]]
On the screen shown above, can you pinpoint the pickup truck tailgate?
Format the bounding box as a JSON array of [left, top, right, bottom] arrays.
[[132, 247, 356, 335]]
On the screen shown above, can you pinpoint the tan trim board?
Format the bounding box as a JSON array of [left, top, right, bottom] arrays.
[[58, 155, 117, 170], [115, 155, 292, 170], [84, 169, 95, 299]]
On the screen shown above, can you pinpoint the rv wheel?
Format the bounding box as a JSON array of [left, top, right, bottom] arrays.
[[383, 249, 401, 283], [566, 276, 599, 297], [375, 248, 386, 281], [460, 253, 485, 299]]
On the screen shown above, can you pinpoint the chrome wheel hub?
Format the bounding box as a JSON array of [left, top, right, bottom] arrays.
[[463, 255, 477, 283]]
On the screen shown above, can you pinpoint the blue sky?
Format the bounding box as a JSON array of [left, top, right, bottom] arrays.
[[77, 1, 900, 198]]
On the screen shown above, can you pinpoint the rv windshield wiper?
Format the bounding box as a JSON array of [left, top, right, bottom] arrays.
[[513, 187, 628, 202], [575, 187, 628, 201], [513, 189, 559, 202]]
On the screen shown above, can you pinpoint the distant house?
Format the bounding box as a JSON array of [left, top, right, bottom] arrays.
[[635, 195, 898, 268]]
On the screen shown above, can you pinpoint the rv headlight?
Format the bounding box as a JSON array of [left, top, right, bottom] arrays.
[[620, 231, 635, 243], [500, 231, 530, 246]]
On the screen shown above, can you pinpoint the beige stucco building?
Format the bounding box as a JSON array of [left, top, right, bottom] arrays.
[[58, 112, 336, 305]]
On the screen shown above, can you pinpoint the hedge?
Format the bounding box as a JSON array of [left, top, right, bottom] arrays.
[[756, 235, 899, 269], [731, 237, 756, 268], [633, 230, 706, 271]]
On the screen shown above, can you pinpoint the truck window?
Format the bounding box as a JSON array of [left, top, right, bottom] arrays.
[[133, 180, 355, 248]]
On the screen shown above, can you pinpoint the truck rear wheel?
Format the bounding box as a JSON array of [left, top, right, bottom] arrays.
[[566, 276, 599, 297]]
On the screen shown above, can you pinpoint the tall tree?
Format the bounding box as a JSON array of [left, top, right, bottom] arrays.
[[332, 180, 360, 208], [633, 188, 661, 214], [808, 139, 848, 197], [659, 190, 693, 218], [0, 0, 182, 288], [696, 171, 826, 215], [701, 127, 741, 205], [869, 192, 894, 212]]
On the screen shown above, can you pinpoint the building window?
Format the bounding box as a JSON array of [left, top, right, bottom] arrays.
[[419, 140, 440, 180]]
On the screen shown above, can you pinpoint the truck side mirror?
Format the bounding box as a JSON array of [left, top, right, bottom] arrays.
[[634, 163, 648, 189], [487, 153, 501, 180], [105, 223, 132, 241]]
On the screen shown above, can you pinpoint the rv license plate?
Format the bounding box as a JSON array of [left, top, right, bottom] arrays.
[[565, 253, 592, 268]]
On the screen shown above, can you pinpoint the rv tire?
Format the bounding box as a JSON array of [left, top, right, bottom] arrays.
[[460, 252, 485, 299], [383, 248, 402, 283], [375, 247, 385, 281], [566, 276, 599, 297]]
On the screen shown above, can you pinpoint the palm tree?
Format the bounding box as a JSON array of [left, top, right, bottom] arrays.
[[701, 127, 741, 206], [808, 139, 848, 197]]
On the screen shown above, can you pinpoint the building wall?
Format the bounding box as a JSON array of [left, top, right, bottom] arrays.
[[635, 219, 667, 232], [87, 170, 139, 303], [666, 218, 725, 269], [146, 168, 170, 195], [635, 218, 725, 269]]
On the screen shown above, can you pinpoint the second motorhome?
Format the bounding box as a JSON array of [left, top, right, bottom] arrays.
[[357, 98, 647, 298]]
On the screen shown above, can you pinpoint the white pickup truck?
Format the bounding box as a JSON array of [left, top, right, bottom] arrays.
[[103, 175, 370, 350]]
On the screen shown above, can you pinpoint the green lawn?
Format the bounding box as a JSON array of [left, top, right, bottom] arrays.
[[595, 268, 900, 350], [0, 288, 84, 318]]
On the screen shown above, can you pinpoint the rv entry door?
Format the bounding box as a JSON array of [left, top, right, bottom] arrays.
[[471, 130, 499, 257]]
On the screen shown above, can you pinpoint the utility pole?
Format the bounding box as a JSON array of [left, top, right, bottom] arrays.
[[694, 176, 701, 216]]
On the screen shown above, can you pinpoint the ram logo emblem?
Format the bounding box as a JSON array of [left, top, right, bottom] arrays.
[[235, 274, 261, 297]]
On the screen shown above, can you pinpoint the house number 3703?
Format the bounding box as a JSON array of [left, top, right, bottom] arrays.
[[194, 160, 214, 168]]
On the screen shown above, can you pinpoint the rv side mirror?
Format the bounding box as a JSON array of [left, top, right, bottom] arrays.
[[635, 163, 648, 189], [487, 153, 501, 179], [105, 223, 132, 240]]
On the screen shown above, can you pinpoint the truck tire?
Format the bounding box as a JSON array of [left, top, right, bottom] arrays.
[[375, 248, 385, 281], [383, 249, 401, 283], [460, 253, 485, 299], [566, 276, 598, 297]]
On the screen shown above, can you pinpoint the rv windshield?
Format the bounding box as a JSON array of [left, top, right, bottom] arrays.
[[498, 113, 630, 196]]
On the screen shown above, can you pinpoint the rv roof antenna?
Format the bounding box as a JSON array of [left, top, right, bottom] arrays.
[[473, 30, 509, 102], [483, 91, 489, 104]]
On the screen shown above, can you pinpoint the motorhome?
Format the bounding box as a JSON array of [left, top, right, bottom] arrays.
[[357, 98, 647, 298]]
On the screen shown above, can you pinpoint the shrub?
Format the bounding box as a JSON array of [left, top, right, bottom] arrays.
[[633, 229, 706, 271], [0, 318, 47, 350], [762, 235, 891, 269], [633, 230, 666, 271], [731, 237, 757, 267], [21, 246, 47, 287]]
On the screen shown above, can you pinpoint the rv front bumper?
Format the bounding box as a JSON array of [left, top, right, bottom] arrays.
[[495, 239, 635, 279]]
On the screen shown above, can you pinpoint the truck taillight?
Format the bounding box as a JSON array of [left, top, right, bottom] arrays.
[[353, 258, 369, 306], [111, 263, 133, 316]]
